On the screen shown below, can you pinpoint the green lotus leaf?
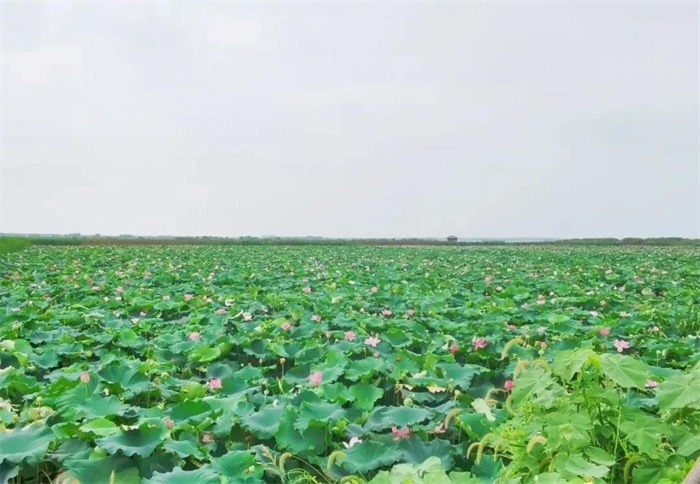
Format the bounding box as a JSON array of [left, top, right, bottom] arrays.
[[349, 383, 383, 410], [0, 462, 19, 484], [0, 425, 53, 464], [240, 406, 284, 439], [294, 401, 345, 431], [29, 349, 59, 369], [340, 441, 401, 473], [275, 407, 327, 456], [96, 422, 167, 457], [79, 395, 132, 419], [80, 418, 120, 436], [210, 450, 264, 483], [170, 399, 212, 423], [163, 440, 205, 459], [142, 466, 219, 484], [64, 455, 141, 484], [345, 358, 386, 381], [365, 406, 432, 431]]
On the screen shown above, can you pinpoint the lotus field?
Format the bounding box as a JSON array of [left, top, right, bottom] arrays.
[[1, 245, 700, 484]]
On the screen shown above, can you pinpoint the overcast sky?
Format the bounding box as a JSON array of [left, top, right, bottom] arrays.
[[1, 2, 698, 239]]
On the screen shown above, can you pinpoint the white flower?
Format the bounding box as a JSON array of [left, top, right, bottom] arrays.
[[343, 436, 363, 448]]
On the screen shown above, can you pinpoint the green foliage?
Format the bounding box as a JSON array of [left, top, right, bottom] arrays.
[[1, 245, 699, 483]]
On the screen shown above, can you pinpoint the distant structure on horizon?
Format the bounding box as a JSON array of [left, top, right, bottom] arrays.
[[446, 235, 458, 242]]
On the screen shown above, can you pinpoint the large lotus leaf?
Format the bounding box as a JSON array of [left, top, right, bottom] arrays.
[[657, 371, 700, 412], [295, 401, 346, 431], [64, 455, 141, 484], [275, 408, 327, 456], [99, 364, 150, 395], [97, 422, 167, 457], [0, 425, 53, 464], [398, 436, 454, 470], [79, 395, 132, 419], [189, 345, 222, 363], [163, 440, 205, 459], [0, 462, 19, 484], [142, 466, 219, 484], [350, 382, 384, 410], [240, 406, 284, 439], [599, 354, 647, 389], [365, 406, 432, 431], [169, 399, 212, 423], [29, 349, 59, 369], [210, 450, 265, 483], [80, 418, 120, 436], [340, 441, 401, 473], [437, 363, 485, 389], [345, 358, 386, 381]]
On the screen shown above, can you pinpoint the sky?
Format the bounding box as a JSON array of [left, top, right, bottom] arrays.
[[1, 2, 699, 239]]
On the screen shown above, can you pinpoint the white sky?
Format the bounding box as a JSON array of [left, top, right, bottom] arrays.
[[1, 2, 699, 239]]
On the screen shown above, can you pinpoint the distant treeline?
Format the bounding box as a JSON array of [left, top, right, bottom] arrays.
[[0, 237, 32, 254], [2, 235, 698, 248]]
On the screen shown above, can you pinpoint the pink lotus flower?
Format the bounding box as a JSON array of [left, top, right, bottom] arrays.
[[472, 338, 488, 350], [281, 321, 291, 330], [345, 330, 356, 341], [303, 287, 312, 294], [116, 287, 124, 293], [407, 309, 414, 317], [308, 371, 323, 387], [507, 324, 517, 331], [645, 380, 660, 388], [449, 343, 459, 354], [600, 327, 611, 337], [201, 432, 214, 444], [209, 378, 222, 390], [215, 308, 227, 315], [184, 293, 194, 301], [373, 351, 380, 358], [613, 339, 631, 353], [311, 314, 321, 322], [371, 286, 378, 293], [391, 426, 410, 441], [536, 326, 546, 334], [365, 336, 381, 347], [343, 436, 362, 448], [539, 341, 548, 349], [164, 417, 174, 429], [243, 312, 253, 321], [80, 371, 90, 383], [536, 299, 546, 305], [484, 276, 494, 283], [189, 332, 201, 341], [504, 379, 514, 391], [619, 311, 631, 318], [381, 309, 392, 317]]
